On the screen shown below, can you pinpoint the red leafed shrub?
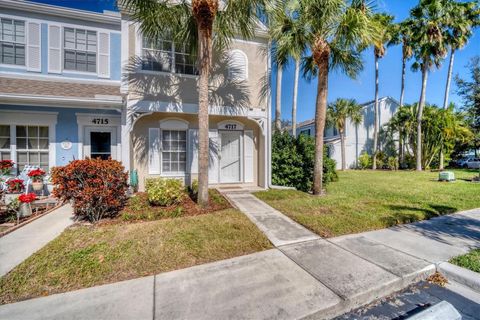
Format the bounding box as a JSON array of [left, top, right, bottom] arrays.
[[51, 158, 129, 223], [19, 193, 37, 203]]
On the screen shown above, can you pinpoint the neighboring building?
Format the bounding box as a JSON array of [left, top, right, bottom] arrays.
[[119, 8, 271, 191], [0, 0, 272, 191], [295, 97, 400, 169], [0, 0, 123, 172]]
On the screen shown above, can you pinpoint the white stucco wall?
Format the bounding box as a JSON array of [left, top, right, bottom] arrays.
[[295, 97, 400, 170]]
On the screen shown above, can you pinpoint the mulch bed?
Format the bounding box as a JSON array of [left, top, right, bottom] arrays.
[[94, 189, 233, 226]]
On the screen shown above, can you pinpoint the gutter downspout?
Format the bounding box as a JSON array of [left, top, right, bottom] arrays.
[[267, 40, 273, 189]]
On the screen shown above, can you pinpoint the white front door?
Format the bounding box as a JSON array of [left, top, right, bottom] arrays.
[[84, 127, 117, 160], [220, 131, 242, 183]]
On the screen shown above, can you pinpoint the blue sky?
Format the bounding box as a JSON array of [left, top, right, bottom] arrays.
[[33, 0, 479, 123]]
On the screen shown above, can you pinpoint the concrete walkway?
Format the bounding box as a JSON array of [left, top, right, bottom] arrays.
[[0, 204, 74, 277], [1, 199, 479, 320], [226, 193, 320, 246]]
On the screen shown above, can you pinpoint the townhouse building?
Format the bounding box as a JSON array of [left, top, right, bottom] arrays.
[[294, 97, 400, 169], [0, 0, 272, 191], [120, 9, 271, 190], [0, 0, 124, 172]]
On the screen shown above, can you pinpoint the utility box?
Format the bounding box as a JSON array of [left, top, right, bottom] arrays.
[[439, 171, 455, 182]]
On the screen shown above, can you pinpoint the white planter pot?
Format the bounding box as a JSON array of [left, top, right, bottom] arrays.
[[4, 193, 20, 205], [32, 181, 44, 191], [19, 203, 32, 217]]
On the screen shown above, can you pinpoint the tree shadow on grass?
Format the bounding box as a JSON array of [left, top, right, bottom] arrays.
[[383, 204, 480, 250], [381, 204, 457, 228]]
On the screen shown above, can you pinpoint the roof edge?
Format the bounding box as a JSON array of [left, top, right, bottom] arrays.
[[0, 0, 121, 25]]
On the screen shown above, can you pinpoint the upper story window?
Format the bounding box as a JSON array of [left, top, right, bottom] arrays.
[[228, 50, 247, 81], [64, 27, 97, 73], [299, 129, 311, 136], [142, 36, 198, 76], [0, 18, 25, 66]]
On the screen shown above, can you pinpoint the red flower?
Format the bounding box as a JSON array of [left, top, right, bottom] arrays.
[[0, 160, 14, 175], [6, 179, 24, 193], [28, 169, 46, 178], [19, 193, 37, 203], [28, 169, 46, 182]]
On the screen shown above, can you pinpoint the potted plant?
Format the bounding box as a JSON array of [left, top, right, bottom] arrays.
[[0, 160, 14, 176], [28, 169, 46, 191], [6, 178, 24, 194], [18, 193, 36, 218], [4, 178, 24, 205]]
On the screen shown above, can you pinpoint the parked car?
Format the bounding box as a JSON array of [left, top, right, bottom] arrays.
[[456, 156, 475, 168], [466, 158, 480, 169]]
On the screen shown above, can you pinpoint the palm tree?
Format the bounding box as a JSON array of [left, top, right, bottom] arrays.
[[409, 0, 449, 171], [121, 0, 263, 205], [390, 19, 414, 108], [301, 0, 379, 194], [268, 0, 308, 134], [387, 104, 416, 165], [439, 0, 479, 169], [371, 13, 395, 170], [443, 0, 480, 110], [327, 98, 363, 170]]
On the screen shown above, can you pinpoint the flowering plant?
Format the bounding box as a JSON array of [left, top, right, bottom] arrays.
[[19, 193, 37, 203], [0, 160, 14, 175], [28, 169, 46, 182], [6, 179, 24, 193]]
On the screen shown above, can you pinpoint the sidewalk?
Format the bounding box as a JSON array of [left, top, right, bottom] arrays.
[[0, 198, 479, 320], [0, 204, 74, 277]]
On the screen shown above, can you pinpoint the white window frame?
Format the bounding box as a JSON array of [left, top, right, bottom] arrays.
[[140, 34, 198, 76], [0, 17, 26, 67], [161, 129, 187, 175], [0, 110, 57, 172], [63, 27, 97, 73], [0, 124, 11, 161], [228, 49, 248, 81], [159, 118, 189, 176], [15, 125, 50, 172]]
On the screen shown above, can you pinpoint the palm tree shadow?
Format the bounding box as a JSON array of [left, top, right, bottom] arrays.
[[381, 204, 457, 227], [124, 53, 252, 172], [383, 205, 480, 250]]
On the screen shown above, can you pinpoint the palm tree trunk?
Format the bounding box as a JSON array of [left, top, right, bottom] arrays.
[[195, 2, 216, 206], [275, 65, 283, 132], [443, 49, 455, 110], [439, 49, 455, 170], [416, 65, 428, 171], [372, 55, 379, 170], [340, 130, 346, 171], [400, 55, 406, 107], [291, 59, 300, 138], [312, 42, 329, 195]]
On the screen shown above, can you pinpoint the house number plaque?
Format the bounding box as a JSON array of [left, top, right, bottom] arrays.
[[91, 118, 109, 125], [224, 124, 237, 130]]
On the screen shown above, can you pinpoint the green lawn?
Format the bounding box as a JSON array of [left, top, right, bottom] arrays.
[[450, 249, 480, 273], [255, 169, 480, 238], [0, 209, 271, 304]]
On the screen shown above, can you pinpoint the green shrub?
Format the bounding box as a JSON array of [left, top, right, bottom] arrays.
[[387, 156, 399, 171], [145, 178, 185, 206], [189, 179, 199, 196], [358, 152, 372, 169], [376, 151, 386, 169], [271, 132, 337, 192]]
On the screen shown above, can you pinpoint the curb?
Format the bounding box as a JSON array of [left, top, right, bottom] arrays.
[[437, 262, 480, 293]]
